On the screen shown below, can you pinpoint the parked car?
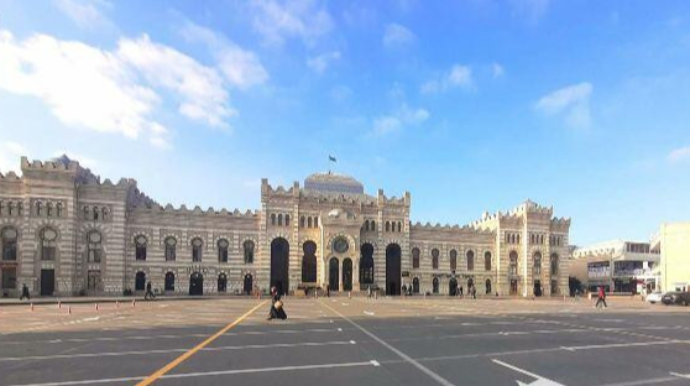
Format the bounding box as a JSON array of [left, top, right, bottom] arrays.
[[661, 292, 690, 306], [645, 292, 663, 304]]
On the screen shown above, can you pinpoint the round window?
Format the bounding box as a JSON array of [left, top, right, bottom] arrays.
[[333, 237, 349, 254], [42, 228, 57, 241], [135, 235, 147, 246], [88, 232, 102, 243], [166, 237, 177, 246], [218, 239, 229, 248], [192, 238, 203, 247]]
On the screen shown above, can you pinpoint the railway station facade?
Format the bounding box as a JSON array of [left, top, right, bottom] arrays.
[[0, 156, 572, 297]]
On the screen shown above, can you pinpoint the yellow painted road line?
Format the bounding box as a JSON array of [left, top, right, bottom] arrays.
[[134, 300, 268, 386]]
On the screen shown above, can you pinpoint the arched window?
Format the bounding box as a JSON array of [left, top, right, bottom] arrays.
[[432, 248, 439, 270], [550, 253, 559, 276], [485, 279, 492, 294], [360, 243, 374, 285], [466, 250, 475, 271], [385, 221, 390, 232], [412, 247, 420, 269], [300, 216, 305, 228], [192, 238, 203, 262], [307, 217, 312, 228], [218, 239, 229, 263], [1, 227, 18, 261], [56, 203, 63, 218], [533, 252, 542, 276], [314, 217, 318, 227], [285, 214, 290, 226], [302, 241, 317, 283], [40, 227, 58, 261], [278, 213, 283, 226], [432, 277, 439, 294], [450, 250, 457, 271], [370, 220, 376, 231], [364, 220, 369, 231], [36, 202, 43, 217], [102, 207, 109, 221], [135, 235, 147, 261], [46, 202, 53, 217], [165, 237, 177, 261], [135, 272, 146, 291], [484, 251, 492, 271], [509, 251, 518, 275], [83, 205, 90, 220], [271, 213, 276, 225], [17, 202, 23, 216], [87, 231, 102, 263], [243, 240, 255, 264], [165, 272, 175, 291], [93, 206, 99, 221], [397, 222, 402, 232]]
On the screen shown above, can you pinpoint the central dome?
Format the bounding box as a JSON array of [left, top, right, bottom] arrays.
[[304, 172, 364, 195]]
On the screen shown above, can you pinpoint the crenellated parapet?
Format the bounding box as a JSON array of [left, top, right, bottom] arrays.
[[131, 203, 259, 219], [0, 171, 22, 182]]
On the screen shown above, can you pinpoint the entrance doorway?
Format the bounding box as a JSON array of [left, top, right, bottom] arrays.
[[165, 272, 175, 292], [412, 277, 420, 294], [329, 258, 339, 292], [135, 272, 146, 291], [534, 280, 542, 297], [189, 272, 203, 296], [243, 274, 253, 295], [342, 258, 353, 291], [40, 269, 55, 296], [270, 238, 289, 295], [218, 273, 227, 293], [432, 277, 439, 294], [449, 278, 458, 296], [510, 279, 518, 295], [87, 270, 100, 293], [385, 244, 401, 296]]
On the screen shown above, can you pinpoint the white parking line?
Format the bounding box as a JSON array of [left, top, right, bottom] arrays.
[[321, 301, 456, 386], [2, 360, 380, 386], [0, 340, 357, 362], [492, 359, 566, 386]]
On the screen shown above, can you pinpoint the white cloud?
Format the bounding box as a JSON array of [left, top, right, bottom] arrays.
[[535, 82, 592, 129], [181, 21, 268, 89], [372, 104, 429, 136], [421, 64, 473, 94], [668, 146, 690, 163], [251, 0, 333, 46], [53, 0, 112, 29], [0, 29, 240, 149], [492, 63, 504, 78], [0, 30, 163, 142], [306, 51, 340, 74], [0, 141, 27, 175], [118, 35, 234, 129], [383, 23, 416, 49]]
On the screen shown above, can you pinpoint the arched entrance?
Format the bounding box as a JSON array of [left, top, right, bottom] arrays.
[[301, 241, 317, 284], [359, 243, 374, 290], [135, 272, 146, 291], [189, 272, 203, 296], [243, 274, 253, 295], [342, 258, 353, 291], [449, 278, 458, 296], [432, 277, 439, 294], [218, 273, 227, 293], [412, 277, 420, 294], [385, 244, 401, 296], [534, 280, 542, 297], [270, 238, 289, 295], [485, 279, 492, 295], [164, 272, 175, 292], [329, 258, 339, 291]]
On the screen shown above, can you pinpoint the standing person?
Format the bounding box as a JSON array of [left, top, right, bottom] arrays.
[[402, 284, 407, 297], [459, 286, 464, 296], [19, 283, 30, 301], [326, 283, 330, 298], [367, 286, 372, 299], [267, 286, 287, 321], [471, 286, 477, 299], [595, 286, 608, 308], [145, 281, 155, 300]]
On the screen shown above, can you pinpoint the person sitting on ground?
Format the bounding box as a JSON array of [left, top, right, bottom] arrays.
[[19, 283, 30, 301], [267, 286, 287, 321]]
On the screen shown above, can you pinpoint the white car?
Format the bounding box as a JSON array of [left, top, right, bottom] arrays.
[[645, 292, 663, 304]]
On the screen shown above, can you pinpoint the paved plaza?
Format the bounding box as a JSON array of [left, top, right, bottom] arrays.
[[0, 297, 689, 386]]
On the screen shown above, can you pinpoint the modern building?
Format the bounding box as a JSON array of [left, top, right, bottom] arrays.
[[0, 156, 572, 297], [652, 222, 690, 292], [572, 240, 660, 294]]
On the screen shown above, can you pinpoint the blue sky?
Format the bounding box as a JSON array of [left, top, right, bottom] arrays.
[[1, 0, 689, 246]]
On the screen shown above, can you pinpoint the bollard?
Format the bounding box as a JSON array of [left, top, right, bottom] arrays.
[[57, 301, 62, 309], [68, 306, 72, 315], [132, 299, 136, 308], [30, 303, 34, 312], [95, 303, 99, 312]]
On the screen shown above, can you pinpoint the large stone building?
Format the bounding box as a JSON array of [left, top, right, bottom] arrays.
[[0, 156, 572, 297]]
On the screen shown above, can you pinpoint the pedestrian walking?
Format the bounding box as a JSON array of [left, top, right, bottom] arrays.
[[367, 286, 372, 299], [595, 286, 608, 308], [471, 286, 477, 299], [402, 284, 407, 296], [267, 286, 287, 321], [459, 286, 464, 296], [19, 283, 30, 301], [145, 281, 156, 300]]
